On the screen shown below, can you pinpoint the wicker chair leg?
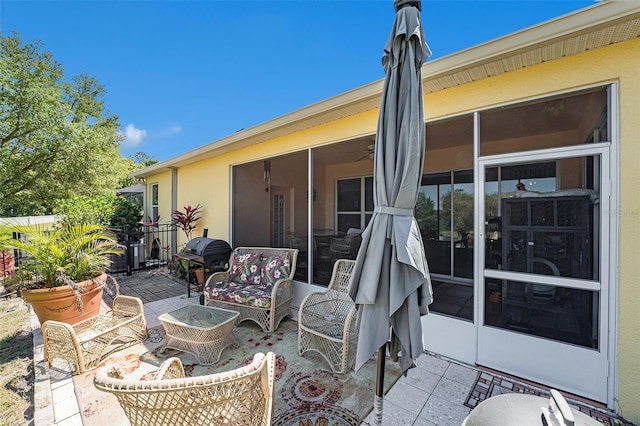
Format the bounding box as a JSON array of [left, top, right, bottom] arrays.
[[42, 321, 85, 374]]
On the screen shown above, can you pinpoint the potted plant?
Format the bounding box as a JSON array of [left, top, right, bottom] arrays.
[[0, 222, 124, 325], [172, 204, 205, 283], [172, 204, 203, 242]]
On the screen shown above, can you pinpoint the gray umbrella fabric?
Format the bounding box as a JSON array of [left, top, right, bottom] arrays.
[[348, 0, 433, 376]]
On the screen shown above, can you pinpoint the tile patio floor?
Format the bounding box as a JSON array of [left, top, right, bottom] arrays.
[[31, 270, 628, 425]]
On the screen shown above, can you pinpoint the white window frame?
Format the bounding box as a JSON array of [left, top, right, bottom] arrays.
[[335, 176, 373, 232]]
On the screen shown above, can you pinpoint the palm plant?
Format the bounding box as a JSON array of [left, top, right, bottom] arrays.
[[0, 222, 125, 323], [0, 222, 123, 289]]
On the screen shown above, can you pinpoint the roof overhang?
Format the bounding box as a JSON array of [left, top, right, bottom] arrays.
[[132, 1, 640, 179], [116, 183, 146, 194], [422, 1, 640, 92]]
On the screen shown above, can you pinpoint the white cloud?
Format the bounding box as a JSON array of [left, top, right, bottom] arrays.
[[156, 125, 182, 138], [168, 125, 182, 135], [120, 124, 147, 148]]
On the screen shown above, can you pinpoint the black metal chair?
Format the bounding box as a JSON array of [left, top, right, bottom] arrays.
[[330, 234, 362, 261], [290, 235, 309, 280]]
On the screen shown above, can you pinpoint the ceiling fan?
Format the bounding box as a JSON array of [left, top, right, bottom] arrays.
[[354, 144, 375, 162]]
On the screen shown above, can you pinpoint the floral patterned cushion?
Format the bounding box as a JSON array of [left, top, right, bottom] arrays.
[[203, 281, 273, 308], [203, 250, 294, 309], [228, 252, 263, 285], [261, 253, 291, 285]]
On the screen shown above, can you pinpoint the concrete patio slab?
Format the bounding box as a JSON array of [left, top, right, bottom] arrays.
[[31, 270, 629, 426]]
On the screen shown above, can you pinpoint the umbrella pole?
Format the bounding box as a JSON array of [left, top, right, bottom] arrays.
[[374, 344, 386, 425]]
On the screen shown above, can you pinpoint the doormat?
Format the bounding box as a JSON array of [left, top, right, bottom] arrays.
[[464, 370, 631, 426], [73, 319, 402, 425]]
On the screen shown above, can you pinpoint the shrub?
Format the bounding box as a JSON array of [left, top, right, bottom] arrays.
[[54, 195, 115, 226], [110, 198, 143, 242], [172, 204, 203, 242]]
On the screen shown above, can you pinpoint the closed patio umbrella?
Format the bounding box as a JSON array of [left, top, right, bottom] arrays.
[[348, 0, 432, 423]]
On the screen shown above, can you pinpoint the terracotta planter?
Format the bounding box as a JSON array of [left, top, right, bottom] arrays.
[[195, 269, 205, 285], [21, 273, 107, 325]]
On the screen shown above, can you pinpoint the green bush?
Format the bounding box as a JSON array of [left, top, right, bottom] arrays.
[[54, 195, 142, 242], [110, 198, 143, 242], [54, 195, 115, 226]]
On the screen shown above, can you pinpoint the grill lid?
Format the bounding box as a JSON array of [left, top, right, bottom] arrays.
[[180, 238, 232, 269]]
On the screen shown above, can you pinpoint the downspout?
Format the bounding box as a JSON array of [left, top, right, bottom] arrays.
[[171, 167, 178, 255], [138, 177, 147, 228]]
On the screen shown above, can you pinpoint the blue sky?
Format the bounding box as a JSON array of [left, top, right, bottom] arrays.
[[2, 0, 594, 162]]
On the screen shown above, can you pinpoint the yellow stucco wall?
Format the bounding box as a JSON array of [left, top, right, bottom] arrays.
[[420, 39, 640, 422], [174, 161, 228, 247], [143, 38, 640, 422], [615, 40, 640, 423], [426, 40, 640, 420], [147, 170, 172, 226]]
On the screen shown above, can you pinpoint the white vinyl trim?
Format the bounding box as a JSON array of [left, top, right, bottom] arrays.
[[477, 143, 611, 404], [606, 82, 620, 410]]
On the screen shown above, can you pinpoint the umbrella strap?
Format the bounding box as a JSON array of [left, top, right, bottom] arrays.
[[394, 0, 421, 12], [375, 206, 413, 216], [373, 395, 384, 425]]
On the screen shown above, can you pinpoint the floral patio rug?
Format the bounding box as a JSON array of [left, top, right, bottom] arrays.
[[73, 319, 402, 425]]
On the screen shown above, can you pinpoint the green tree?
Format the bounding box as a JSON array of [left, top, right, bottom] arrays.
[[0, 32, 128, 217], [414, 192, 437, 236], [441, 189, 475, 245], [484, 190, 500, 219], [132, 151, 158, 168], [118, 152, 158, 189]]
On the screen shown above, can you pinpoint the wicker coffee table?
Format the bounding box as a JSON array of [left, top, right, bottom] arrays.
[[159, 305, 239, 365]]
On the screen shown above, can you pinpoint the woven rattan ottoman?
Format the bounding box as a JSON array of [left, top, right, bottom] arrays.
[[159, 305, 239, 365]]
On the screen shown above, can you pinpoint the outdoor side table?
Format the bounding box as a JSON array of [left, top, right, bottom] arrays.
[[159, 305, 239, 365], [462, 390, 604, 426]]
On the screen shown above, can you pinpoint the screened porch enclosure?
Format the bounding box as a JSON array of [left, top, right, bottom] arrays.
[[231, 137, 375, 286], [231, 82, 609, 337], [230, 123, 477, 290]]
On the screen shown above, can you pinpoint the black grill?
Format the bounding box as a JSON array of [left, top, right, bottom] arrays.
[[177, 237, 232, 271], [175, 238, 232, 300]]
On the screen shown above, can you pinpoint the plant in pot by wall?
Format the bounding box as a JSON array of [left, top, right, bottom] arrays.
[[0, 222, 124, 325], [172, 204, 203, 243], [172, 204, 205, 283]]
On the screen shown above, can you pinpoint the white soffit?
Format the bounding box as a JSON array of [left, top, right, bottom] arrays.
[[422, 2, 640, 93]]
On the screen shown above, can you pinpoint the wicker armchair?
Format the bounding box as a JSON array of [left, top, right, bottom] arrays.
[[298, 259, 357, 373], [203, 247, 298, 332], [330, 234, 362, 261], [42, 295, 148, 374], [94, 352, 276, 426]]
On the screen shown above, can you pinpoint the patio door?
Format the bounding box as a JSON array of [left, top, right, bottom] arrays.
[[477, 146, 610, 403], [271, 187, 290, 247]]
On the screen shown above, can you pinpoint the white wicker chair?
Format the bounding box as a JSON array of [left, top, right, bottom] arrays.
[[298, 259, 357, 373], [203, 247, 298, 332], [94, 352, 276, 426], [42, 295, 148, 374]]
